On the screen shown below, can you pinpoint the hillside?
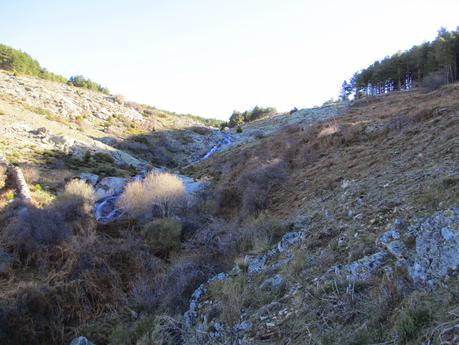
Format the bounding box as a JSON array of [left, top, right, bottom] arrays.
[[180, 85, 459, 344], [0, 52, 458, 345]]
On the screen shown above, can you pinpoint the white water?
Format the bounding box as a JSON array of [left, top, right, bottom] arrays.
[[94, 132, 233, 223]]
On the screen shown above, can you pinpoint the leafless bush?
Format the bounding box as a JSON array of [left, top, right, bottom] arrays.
[[1, 182, 95, 261], [215, 186, 241, 211], [159, 257, 213, 313], [236, 158, 287, 214], [118, 172, 186, 220]]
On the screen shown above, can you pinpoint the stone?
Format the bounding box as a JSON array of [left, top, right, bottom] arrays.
[[407, 208, 459, 285], [277, 232, 304, 253], [376, 229, 406, 258], [244, 254, 268, 274], [69, 337, 94, 345], [337, 252, 388, 281], [260, 274, 284, 290], [94, 177, 126, 201], [234, 320, 253, 333], [79, 173, 99, 186]]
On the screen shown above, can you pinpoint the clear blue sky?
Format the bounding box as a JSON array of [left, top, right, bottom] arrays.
[[1, 0, 458, 119]]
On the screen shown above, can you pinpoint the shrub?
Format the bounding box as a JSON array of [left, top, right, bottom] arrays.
[[241, 213, 288, 252], [158, 256, 213, 313], [236, 158, 287, 214], [118, 172, 186, 219], [142, 218, 182, 257], [1, 180, 95, 260], [63, 179, 95, 207]]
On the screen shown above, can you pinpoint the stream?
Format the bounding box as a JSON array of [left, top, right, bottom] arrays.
[[94, 131, 233, 223]]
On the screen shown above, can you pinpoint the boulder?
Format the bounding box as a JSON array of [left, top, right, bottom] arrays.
[[407, 208, 459, 286], [376, 229, 406, 258], [79, 173, 99, 186], [69, 336, 94, 345], [94, 177, 126, 201]]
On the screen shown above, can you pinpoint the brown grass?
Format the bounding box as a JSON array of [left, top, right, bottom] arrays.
[[0, 164, 7, 189], [118, 171, 186, 219]]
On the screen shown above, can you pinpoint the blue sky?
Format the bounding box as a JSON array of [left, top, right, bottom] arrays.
[[1, 0, 458, 119]]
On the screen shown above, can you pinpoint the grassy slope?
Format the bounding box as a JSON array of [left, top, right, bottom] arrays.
[[186, 85, 459, 344]]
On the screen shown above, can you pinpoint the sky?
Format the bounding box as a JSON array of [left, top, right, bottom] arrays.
[[1, 0, 459, 119]]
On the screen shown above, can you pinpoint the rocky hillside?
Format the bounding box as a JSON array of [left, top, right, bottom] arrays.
[[0, 64, 458, 345], [0, 70, 226, 172], [178, 85, 459, 344]]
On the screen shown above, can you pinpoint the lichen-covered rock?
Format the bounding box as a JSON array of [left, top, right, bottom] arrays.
[[376, 229, 406, 258], [69, 336, 94, 345], [260, 274, 284, 290], [332, 252, 388, 282], [94, 177, 127, 201], [407, 208, 459, 286], [79, 172, 99, 186]]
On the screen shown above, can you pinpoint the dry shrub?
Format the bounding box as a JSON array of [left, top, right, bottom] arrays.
[[241, 213, 288, 252], [142, 218, 182, 258], [236, 158, 287, 215], [63, 179, 95, 206], [118, 172, 186, 220], [187, 219, 241, 264], [21, 165, 39, 184], [0, 181, 95, 262], [158, 256, 213, 313]]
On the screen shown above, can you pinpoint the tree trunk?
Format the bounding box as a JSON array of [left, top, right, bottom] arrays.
[[0, 156, 32, 203]]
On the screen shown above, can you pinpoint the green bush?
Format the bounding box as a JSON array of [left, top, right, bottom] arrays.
[[229, 106, 277, 127], [142, 218, 182, 257]]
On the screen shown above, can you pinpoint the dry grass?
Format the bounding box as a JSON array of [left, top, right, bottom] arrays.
[[118, 171, 186, 219], [22, 165, 39, 184], [63, 179, 95, 204], [0, 164, 7, 189]]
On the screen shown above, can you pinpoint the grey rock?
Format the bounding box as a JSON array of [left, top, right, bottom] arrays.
[[377, 229, 406, 258], [79, 173, 99, 186], [94, 177, 126, 201], [244, 254, 267, 274], [69, 336, 94, 345], [234, 320, 253, 333], [338, 252, 388, 281], [260, 274, 284, 290], [277, 231, 304, 253], [407, 209, 459, 285]]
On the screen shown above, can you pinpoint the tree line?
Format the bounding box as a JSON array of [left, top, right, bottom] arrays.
[[226, 106, 277, 128], [341, 27, 459, 99], [0, 43, 109, 94]]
